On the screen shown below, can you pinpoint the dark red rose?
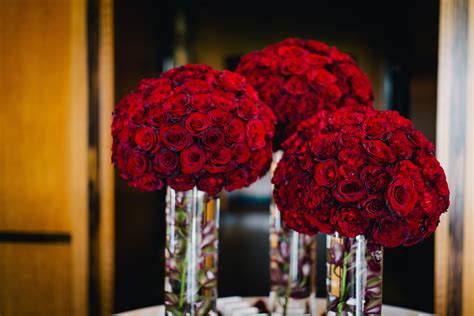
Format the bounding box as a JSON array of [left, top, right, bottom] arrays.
[[260, 75, 285, 102], [225, 118, 245, 143], [212, 90, 237, 111], [282, 210, 319, 235], [127, 150, 148, 177], [232, 143, 250, 164], [314, 161, 338, 187], [280, 57, 309, 75], [197, 174, 224, 197], [218, 70, 245, 91], [372, 216, 405, 248], [164, 93, 191, 117], [304, 203, 336, 234], [246, 120, 267, 150], [167, 174, 195, 191], [332, 206, 369, 238], [389, 130, 414, 159], [148, 107, 170, 127], [206, 147, 232, 173], [238, 95, 259, 119], [191, 93, 212, 111], [153, 149, 178, 175], [284, 76, 309, 95], [309, 133, 338, 161], [180, 145, 206, 174], [160, 125, 192, 151], [112, 115, 124, 137], [181, 79, 211, 94], [361, 195, 387, 219], [129, 174, 164, 191], [250, 148, 269, 171], [363, 140, 395, 164], [184, 112, 209, 135], [129, 103, 146, 125], [386, 178, 418, 216], [203, 127, 225, 151], [334, 178, 366, 202], [360, 165, 390, 193], [306, 68, 337, 88], [363, 116, 387, 139], [276, 45, 307, 57], [303, 54, 331, 67], [337, 147, 366, 173], [224, 168, 249, 191], [134, 126, 158, 152], [208, 109, 231, 126], [339, 125, 364, 147]]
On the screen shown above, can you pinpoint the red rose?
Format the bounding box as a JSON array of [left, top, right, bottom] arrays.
[[282, 210, 318, 236], [309, 133, 338, 161], [389, 131, 414, 159], [191, 93, 212, 111], [203, 127, 225, 151], [280, 57, 309, 75], [363, 116, 387, 139], [126, 150, 148, 177], [276, 45, 307, 57], [332, 206, 369, 238], [360, 165, 390, 193], [212, 90, 237, 111], [184, 112, 209, 135], [306, 40, 330, 53], [250, 148, 269, 171], [238, 95, 259, 119], [134, 126, 158, 152], [208, 109, 231, 126], [303, 54, 331, 67], [181, 79, 211, 94], [313, 161, 338, 187], [225, 118, 245, 143], [361, 196, 387, 219], [337, 147, 366, 173], [339, 125, 364, 147], [148, 107, 170, 127], [153, 149, 178, 175], [224, 168, 249, 191], [363, 140, 395, 164], [284, 76, 309, 95], [112, 115, 124, 136], [164, 93, 191, 117], [372, 216, 404, 248], [130, 174, 164, 192], [160, 125, 192, 151], [246, 120, 267, 150], [304, 203, 336, 234], [232, 143, 250, 164], [260, 75, 284, 102], [306, 68, 337, 88], [129, 103, 146, 125], [386, 178, 418, 216], [334, 178, 366, 202], [197, 174, 224, 197], [218, 70, 245, 91], [206, 147, 232, 173], [180, 145, 206, 174], [167, 174, 195, 191]]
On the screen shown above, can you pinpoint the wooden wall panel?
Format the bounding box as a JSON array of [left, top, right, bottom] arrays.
[[0, 243, 72, 315], [0, 0, 75, 232]]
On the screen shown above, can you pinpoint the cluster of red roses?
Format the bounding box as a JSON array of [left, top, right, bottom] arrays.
[[112, 64, 275, 196], [272, 105, 450, 247], [236, 38, 374, 144]]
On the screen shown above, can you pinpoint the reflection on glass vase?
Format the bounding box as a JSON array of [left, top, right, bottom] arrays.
[[326, 233, 383, 316], [164, 187, 220, 316], [269, 151, 317, 316]]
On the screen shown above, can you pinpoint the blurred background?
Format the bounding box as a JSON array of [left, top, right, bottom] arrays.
[[1, 0, 472, 315]]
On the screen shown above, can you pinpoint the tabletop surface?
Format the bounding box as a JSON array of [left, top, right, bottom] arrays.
[[116, 297, 433, 316]]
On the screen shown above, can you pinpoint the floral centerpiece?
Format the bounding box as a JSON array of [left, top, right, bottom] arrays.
[[236, 38, 375, 315], [273, 105, 450, 315], [112, 64, 275, 315]]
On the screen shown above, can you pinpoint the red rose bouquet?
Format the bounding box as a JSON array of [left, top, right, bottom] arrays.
[[236, 38, 374, 145], [112, 64, 276, 196], [272, 105, 449, 247]]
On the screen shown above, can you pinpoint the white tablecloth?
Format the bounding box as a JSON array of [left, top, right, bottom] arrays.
[[116, 297, 432, 316]]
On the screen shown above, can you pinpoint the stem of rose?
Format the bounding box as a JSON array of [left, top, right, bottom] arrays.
[[178, 238, 189, 315], [337, 249, 349, 315], [283, 271, 292, 316]]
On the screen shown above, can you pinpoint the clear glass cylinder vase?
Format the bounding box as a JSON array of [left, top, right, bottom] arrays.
[[164, 187, 220, 315], [326, 233, 383, 316], [269, 151, 317, 316]]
